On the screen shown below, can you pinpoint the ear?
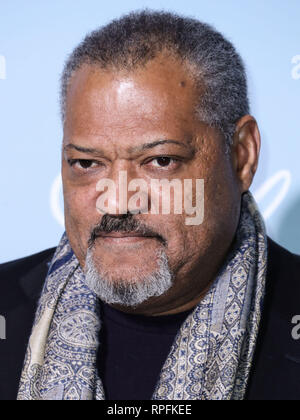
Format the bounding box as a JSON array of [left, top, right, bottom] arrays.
[[232, 115, 261, 193]]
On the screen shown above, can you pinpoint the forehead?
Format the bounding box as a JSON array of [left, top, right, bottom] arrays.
[[63, 56, 200, 144]]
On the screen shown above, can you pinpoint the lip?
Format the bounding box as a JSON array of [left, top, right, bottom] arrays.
[[95, 232, 157, 244], [97, 232, 155, 238]]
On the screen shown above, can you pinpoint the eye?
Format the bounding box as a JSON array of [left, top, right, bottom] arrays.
[[146, 156, 181, 170], [68, 159, 100, 170], [152, 157, 172, 167]]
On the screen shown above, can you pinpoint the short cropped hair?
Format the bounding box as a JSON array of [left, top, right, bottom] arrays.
[[60, 10, 250, 150]]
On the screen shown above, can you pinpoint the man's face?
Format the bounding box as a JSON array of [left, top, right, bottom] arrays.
[[62, 55, 241, 315]]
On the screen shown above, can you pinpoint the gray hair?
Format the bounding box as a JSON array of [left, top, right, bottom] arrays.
[[84, 246, 173, 307], [60, 10, 250, 150]]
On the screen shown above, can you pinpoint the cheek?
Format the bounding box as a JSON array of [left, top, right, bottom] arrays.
[[63, 183, 99, 245], [198, 167, 240, 261], [163, 172, 239, 270], [158, 215, 198, 269], [205, 163, 240, 225]]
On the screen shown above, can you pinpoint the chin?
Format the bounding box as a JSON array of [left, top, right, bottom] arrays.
[[83, 245, 173, 307]]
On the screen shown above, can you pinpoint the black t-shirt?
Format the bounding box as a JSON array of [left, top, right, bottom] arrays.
[[97, 302, 193, 400]]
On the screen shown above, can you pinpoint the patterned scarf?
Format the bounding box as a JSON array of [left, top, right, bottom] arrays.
[[17, 191, 267, 400]]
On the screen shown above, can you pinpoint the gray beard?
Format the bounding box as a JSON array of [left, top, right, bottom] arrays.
[[84, 247, 173, 307]]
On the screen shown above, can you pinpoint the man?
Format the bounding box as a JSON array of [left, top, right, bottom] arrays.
[[0, 10, 300, 401]]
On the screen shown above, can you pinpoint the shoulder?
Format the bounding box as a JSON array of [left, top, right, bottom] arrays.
[[247, 238, 300, 399], [0, 248, 56, 400], [0, 248, 56, 283], [267, 237, 300, 274], [266, 238, 300, 315], [0, 248, 56, 310]]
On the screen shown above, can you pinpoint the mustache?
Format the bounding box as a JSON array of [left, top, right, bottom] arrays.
[[88, 212, 167, 247]]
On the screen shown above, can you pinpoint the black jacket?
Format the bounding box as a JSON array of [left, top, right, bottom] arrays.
[[0, 238, 300, 400]]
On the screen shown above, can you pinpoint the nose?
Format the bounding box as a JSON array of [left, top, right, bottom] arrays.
[[95, 169, 150, 216]]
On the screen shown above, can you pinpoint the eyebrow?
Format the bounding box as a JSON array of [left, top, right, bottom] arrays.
[[128, 139, 194, 154], [63, 144, 106, 157], [64, 139, 195, 157]]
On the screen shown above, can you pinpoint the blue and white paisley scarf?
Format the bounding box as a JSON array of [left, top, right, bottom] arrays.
[[17, 191, 267, 400]]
